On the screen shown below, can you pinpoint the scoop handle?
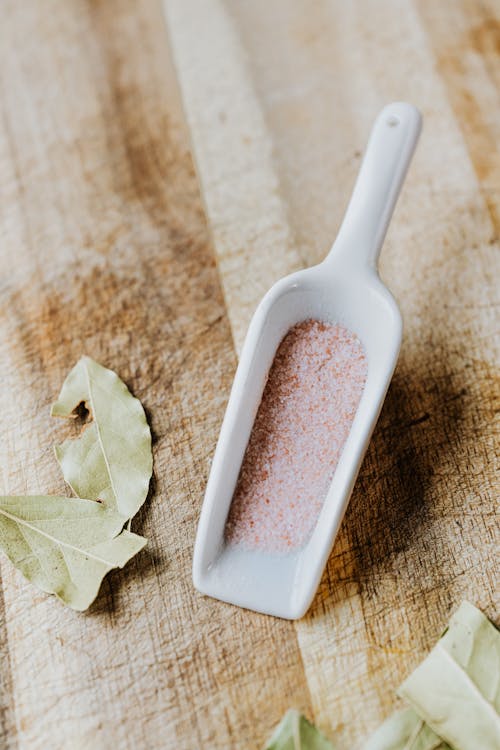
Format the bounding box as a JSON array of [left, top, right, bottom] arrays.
[[325, 102, 421, 271]]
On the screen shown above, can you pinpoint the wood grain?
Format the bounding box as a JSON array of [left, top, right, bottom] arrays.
[[164, 0, 302, 352], [0, 0, 498, 748], [0, 1, 310, 748], [417, 0, 500, 234], [167, 0, 499, 747]]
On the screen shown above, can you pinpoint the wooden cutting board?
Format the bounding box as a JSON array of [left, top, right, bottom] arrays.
[[0, 1, 498, 748]]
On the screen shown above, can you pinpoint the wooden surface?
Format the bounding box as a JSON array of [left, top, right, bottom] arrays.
[[0, 1, 498, 748]]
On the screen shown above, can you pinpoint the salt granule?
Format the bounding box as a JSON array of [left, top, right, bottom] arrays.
[[224, 319, 368, 553]]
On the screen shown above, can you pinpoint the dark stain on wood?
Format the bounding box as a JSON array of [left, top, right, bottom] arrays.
[[418, 3, 500, 236]]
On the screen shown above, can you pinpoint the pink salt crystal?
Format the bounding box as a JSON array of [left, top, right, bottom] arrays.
[[224, 319, 367, 553]]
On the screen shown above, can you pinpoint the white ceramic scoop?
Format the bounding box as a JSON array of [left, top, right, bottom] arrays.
[[193, 102, 422, 619]]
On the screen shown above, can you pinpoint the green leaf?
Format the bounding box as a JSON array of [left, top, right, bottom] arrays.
[[398, 601, 500, 750], [0, 495, 146, 610], [264, 710, 336, 750], [51, 356, 152, 520], [364, 708, 450, 750]]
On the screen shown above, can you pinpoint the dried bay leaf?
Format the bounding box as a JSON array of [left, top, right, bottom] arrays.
[[269, 604, 499, 750], [364, 708, 450, 750], [51, 356, 152, 520], [398, 601, 500, 750], [264, 710, 336, 750], [0, 495, 146, 610], [0, 358, 151, 611]]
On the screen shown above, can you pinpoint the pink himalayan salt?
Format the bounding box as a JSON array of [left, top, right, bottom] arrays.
[[224, 319, 367, 553]]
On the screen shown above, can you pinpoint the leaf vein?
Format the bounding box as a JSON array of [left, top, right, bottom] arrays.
[[85, 366, 120, 509], [0, 507, 119, 567]]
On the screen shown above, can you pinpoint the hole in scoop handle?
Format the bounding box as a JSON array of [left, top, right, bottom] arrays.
[[326, 102, 422, 271]]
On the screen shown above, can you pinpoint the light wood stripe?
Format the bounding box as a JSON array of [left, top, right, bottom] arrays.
[[164, 0, 302, 353]]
